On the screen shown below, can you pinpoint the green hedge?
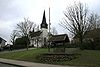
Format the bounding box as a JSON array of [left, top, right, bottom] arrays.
[[36, 53, 80, 64]]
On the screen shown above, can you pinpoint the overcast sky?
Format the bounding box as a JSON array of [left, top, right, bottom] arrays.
[[0, 0, 100, 44]]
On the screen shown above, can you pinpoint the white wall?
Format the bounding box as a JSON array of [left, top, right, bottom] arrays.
[[29, 28, 48, 47], [0, 39, 6, 48], [41, 28, 48, 38]]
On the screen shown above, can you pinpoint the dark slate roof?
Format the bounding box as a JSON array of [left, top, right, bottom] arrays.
[[29, 31, 42, 38], [41, 10, 48, 29], [0, 37, 6, 44], [84, 28, 100, 38], [48, 34, 69, 42]]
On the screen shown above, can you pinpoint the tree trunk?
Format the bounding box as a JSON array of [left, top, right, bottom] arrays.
[[63, 42, 65, 53], [26, 44, 28, 50], [48, 42, 50, 52], [37, 39, 38, 49], [79, 34, 83, 45], [26, 35, 29, 51]]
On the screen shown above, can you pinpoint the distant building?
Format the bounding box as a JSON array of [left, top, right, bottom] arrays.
[[0, 37, 6, 50], [48, 34, 70, 52], [48, 34, 70, 46]]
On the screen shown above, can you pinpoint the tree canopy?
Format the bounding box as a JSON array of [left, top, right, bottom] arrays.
[[60, 2, 90, 43]]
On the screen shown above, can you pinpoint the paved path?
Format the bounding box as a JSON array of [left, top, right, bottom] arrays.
[[0, 48, 35, 54], [0, 63, 18, 67], [0, 58, 78, 67]]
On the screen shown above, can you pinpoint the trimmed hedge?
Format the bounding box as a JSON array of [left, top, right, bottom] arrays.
[[36, 53, 80, 63]]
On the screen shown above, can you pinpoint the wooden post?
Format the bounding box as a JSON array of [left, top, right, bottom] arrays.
[[37, 37, 38, 49], [48, 7, 51, 52], [63, 41, 65, 53]]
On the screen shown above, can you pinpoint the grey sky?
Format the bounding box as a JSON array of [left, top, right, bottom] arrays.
[[0, 0, 100, 44]]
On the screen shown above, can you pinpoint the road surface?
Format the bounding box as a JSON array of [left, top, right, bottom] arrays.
[[0, 63, 18, 67]]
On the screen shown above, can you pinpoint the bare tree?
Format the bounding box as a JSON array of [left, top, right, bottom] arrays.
[[10, 30, 18, 45], [16, 18, 36, 50], [36, 25, 40, 31], [60, 2, 90, 44], [16, 18, 36, 36], [88, 13, 100, 29], [51, 27, 58, 35]]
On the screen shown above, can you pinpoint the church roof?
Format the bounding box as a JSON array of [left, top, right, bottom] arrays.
[[48, 34, 69, 43], [29, 31, 42, 38], [41, 10, 48, 29]]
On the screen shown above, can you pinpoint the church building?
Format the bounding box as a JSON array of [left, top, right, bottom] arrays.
[[29, 10, 48, 47]]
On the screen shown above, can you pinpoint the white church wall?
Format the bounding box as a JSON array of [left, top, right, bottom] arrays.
[[41, 28, 48, 38], [0, 39, 6, 48]]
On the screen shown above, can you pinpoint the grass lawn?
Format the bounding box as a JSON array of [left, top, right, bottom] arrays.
[[0, 48, 100, 67], [0, 48, 48, 62], [59, 50, 100, 67]]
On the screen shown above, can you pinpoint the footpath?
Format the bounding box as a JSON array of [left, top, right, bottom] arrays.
[[0, 58, 77, 67]]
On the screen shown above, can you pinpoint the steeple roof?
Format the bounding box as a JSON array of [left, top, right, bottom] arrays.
[[41, 10, 48, 29]]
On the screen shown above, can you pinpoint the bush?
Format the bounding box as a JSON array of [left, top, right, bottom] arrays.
[[80, 39, 100, 50], [80, 41, 96, 50], [95, 45, 100, 50], [36, 53, 80, 63], [14, 36, 30, 49]]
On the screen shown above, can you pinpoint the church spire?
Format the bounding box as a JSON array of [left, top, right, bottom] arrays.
[[41, 10, 48, 29]]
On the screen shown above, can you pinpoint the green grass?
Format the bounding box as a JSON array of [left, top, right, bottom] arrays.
[[58, 50, 100, 67], [0, 48, 100, 67], [0, 48, 48, 62]]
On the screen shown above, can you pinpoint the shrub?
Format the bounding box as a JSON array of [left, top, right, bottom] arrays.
[[80, 38, 100, 50], [95, 45, 100, 50], [36, 53, 80, 64], [14, 36, 30, 49]]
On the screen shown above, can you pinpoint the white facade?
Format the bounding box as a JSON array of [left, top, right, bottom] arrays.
[[41, 28, 48, 38], [41, 28, 48, 46], [30, 36, 43, 47], [0, 38, 6, 49], [30, 10, 48, 47], [30, 29, 48, 47]]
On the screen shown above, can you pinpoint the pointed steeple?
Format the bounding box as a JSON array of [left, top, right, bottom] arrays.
[[41, 10, 48, 29]]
